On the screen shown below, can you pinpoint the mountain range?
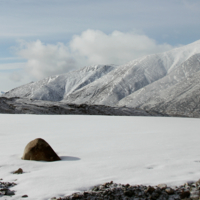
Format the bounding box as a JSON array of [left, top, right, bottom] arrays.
[[3, 40, 200, 117]]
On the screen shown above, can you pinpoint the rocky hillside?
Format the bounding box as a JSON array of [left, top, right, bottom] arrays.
[[0, 97, 152, 116]]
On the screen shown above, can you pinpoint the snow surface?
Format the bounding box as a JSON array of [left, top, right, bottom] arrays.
[[1, 115, 200, 200]]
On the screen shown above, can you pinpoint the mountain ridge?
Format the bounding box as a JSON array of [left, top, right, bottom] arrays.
[[4, 64, 116, 101], [2, 40, 200, 117], [118, 53, 200, 108], [63, 40, 200, 105]]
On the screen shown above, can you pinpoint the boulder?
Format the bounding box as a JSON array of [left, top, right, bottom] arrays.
[[22, 138, 61, 161]]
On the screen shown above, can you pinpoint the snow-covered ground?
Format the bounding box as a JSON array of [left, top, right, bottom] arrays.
[[1, 115, 200, 200]]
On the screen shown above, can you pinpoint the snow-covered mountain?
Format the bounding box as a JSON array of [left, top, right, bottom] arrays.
[[3, 40, 200, 117], [117, 52, 200, 117], [3, 65, 115, 101], [63, 40, 200, 105], [118, 53, 200, 106]]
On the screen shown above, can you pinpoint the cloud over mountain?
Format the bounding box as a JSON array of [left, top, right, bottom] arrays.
[[70, 30, 173, 65], [17, 40, 78, 80], [16, 30, 174, 80]]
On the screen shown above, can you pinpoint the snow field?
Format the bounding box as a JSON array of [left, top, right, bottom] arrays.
[[0, 115, 200, 200]]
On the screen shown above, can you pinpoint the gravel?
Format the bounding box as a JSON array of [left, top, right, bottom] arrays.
[[51, 180, 200, 200], [2, 178, 200, 199], [0, 180, 16, 196]]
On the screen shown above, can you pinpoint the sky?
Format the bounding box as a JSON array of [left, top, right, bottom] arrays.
[[0, 0, 200, 92]]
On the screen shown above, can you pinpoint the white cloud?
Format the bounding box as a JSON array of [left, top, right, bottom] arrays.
[[17, 40, 79, 79], [16, 30, 174, 80], [70, 30, 173, 65]]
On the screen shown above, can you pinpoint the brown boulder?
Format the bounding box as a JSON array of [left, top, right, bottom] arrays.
[[13, 168, 23, 174], [21, 138, 61, 161]]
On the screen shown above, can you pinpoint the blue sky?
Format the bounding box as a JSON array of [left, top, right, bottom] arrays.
[[0, 0, 200, 91]]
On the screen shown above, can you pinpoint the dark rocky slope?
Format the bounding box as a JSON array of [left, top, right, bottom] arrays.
[[0, 97, 153, 116]]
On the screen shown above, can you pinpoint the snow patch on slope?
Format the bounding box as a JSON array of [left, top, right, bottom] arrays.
[[117, 53, 200, 108], [3, 65, 116, 101]]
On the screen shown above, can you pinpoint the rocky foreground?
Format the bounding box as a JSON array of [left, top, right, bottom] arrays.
[[52, 181, 200, 200], [0, 180, 16, 196], [2, 179, 200, 199]]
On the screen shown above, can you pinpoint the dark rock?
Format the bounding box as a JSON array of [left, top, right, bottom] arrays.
[[13, 168, 23, 174], [21, 138, 61, 161], [92, 186, 99, 191], [155, 188, 162, 194], [145, 186, 155, 194], [0, 189, 6, 195], [83, 191, 89, 196], [5, 189, 15, 196], [124, 190, 134, 197], [179, 190, 190, 199], [0, 181, 16, 197], [22, 195, 28, 198], [151, 191, 160, 199]]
